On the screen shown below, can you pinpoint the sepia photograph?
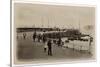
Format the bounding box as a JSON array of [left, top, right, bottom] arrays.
[[13, 2, 95, 65]]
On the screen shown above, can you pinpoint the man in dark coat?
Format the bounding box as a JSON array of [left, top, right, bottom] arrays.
[[42, 34, 46, 43], [23, 33, 26, 40], [33, 31, 36, 41], [47, 39, 52, 56]]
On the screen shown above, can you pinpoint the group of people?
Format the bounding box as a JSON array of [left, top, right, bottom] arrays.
[[32, 31, 65, 56], [18, 30, 93, 56], [32, 31, 53, 56], [22, 31, 93, 56]]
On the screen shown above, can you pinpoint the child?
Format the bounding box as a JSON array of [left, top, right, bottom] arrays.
[[44, 42, 48, 52]]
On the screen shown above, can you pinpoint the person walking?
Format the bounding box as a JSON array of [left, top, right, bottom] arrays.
[[42, 34, 46, 43], [33, 31, 37, 42], [47, 39, 52, 56], [23, 33, 26, 40]]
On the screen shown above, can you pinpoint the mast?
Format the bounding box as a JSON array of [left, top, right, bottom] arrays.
[[48, 16, 49, 28], [41, 16, 44, 28], [79, 18, 80, 31]]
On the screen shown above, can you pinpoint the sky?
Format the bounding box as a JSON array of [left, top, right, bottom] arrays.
[[14, 3, 95, 34]]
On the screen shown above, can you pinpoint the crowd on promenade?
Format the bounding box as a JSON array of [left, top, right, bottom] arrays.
[[18, 30, 93, 56]]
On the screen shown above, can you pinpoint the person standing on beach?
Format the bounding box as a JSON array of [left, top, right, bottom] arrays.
[[47, 39, 52, 56], [42, 33, 46, 43], [23, 33, 26, 40], [33, 31, 37, 42]]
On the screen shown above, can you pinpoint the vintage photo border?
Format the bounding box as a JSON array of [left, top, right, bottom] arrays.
[[10, 0, 97, 67]]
